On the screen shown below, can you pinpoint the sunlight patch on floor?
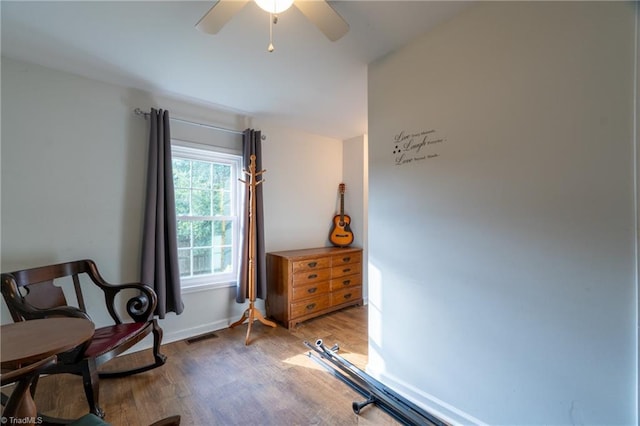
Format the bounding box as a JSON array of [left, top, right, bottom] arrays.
[[282, 352, 324, 370], [283, 350, 368, 371]]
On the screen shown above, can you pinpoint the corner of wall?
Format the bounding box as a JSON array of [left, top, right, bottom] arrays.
[[342, 134, 368, 301], [634, 3, 639, 423]]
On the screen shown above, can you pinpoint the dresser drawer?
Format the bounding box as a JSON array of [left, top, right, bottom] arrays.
[[330, 274, 362, 291], [331, 287, 362, 306], [292, 281, 330, 302], [332, 262, 361, 279], [292, 257, 331, 273], [332, 252, 361, 267], [291, 294, 331, 318], [293, 268, 331, 286]]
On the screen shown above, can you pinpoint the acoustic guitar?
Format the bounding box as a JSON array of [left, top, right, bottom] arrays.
[[329, 183, 354, 247]]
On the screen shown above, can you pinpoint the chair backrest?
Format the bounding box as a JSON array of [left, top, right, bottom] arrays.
[[1, 260, 93, 322]]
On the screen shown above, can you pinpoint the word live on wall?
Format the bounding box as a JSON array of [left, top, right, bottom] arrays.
[[392, 129, 447, 166]]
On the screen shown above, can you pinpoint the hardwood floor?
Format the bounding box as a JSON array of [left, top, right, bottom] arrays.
[[32, 306, 401, 425]]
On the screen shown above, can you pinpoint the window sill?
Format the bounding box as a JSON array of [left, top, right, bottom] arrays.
[[181, 280, 236, 294]]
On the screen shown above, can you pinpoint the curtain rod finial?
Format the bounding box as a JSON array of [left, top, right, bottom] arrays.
[[134, 108, 149, 119]]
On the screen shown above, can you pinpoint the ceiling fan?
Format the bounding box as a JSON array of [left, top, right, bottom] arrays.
[[196, 0, 349, 49]]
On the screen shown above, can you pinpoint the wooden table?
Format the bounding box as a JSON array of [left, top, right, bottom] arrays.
[[1, 318, 94, 426], [1, 318, 95, 369]]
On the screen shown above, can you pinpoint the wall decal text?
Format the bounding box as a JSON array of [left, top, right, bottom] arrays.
[[392, 129, 446, 166]]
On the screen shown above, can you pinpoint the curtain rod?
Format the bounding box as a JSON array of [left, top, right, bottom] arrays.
[[134, 108, 266, 140]]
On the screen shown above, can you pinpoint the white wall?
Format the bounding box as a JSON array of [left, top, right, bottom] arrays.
[[368, 2, 637, 425], [1, 58, 151, 327], [253, 121, 344, 253], [0, 58, 346, 344], [343, 134, 368, 302], [636, 1, 640, 417]]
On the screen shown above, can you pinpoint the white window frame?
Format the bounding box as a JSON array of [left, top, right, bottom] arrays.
[[172, 140, 244, 292]]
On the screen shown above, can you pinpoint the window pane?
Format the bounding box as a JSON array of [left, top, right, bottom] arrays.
[[212, 189, 231, 215], [191, 190, 211, 216], [173, 159, 191, 188], [177, 220, 191, 248], [214, 220, 234, 245], [213, 247, 232, 273], [213, 163, 231, 191], [193, 248, 212, 275], [178, 248, 191, 277], [175, 189, 190, 216], [193, 221, 212, 247], [192, 161, 212, 189]]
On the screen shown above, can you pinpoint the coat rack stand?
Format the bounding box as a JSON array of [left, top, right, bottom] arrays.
[[230, 155, 277, 345]]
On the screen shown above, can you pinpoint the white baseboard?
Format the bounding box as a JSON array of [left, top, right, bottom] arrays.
[[365, 365, 487, 426], [163, 319, 231, 345], [120, 318, 232, 355]]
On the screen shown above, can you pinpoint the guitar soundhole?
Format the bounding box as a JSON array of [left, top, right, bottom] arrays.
[[306, 303, 316, 310], [342, 280, 350, 286], [308, 262, 317, 268], [308, 274, 318, 279], [308, 287, 317, 294]]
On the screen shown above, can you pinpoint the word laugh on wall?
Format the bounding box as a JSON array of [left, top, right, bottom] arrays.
[[392, 129, 446, 166]]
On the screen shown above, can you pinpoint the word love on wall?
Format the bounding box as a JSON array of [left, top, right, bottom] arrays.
[[392, 129, 447, 166]]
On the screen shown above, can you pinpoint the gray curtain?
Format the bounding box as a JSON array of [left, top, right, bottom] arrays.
[[236, 129, 266, 303], [141, 108, 184, 318]]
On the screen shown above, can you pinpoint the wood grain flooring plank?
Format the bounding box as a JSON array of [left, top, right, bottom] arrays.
[[22, 306, 400, 425]]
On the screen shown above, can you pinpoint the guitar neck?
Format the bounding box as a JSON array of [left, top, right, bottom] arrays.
[[340, 193, 345, 221]]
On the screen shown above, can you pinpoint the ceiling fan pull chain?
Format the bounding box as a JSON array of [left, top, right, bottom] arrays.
[[268, 12, 275, 52]]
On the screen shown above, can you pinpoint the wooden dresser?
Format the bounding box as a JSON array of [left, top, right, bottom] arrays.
[[266, 246, 363, 329]]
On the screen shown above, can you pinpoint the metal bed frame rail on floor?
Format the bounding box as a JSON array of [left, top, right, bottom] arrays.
[[304, 339, 450, 426]]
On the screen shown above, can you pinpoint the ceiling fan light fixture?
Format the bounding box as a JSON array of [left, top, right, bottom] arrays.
[[255, 0, 294, 14]]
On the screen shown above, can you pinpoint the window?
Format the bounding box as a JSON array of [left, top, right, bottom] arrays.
[[172, 142, 243, 290]]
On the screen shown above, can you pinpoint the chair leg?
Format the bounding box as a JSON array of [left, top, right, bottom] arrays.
[[30, 374, 39, 398], [151, 318, 168, 366], [82, 358, 105, 418]]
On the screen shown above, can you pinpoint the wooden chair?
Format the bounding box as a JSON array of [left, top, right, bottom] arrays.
[[1, 259, 167, 418], [1, 354, 181, 426]]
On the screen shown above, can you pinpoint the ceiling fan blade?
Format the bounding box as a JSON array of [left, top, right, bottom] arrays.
[[294, 0, 349, 42], [195, 0, 250, 35]]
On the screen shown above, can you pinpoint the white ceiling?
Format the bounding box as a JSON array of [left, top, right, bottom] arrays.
[[1, 1, 471, 140]]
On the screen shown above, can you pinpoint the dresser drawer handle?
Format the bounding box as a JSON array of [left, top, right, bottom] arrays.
[[342, 268, 351, 273], [307, 287, 317, 294], [342, 280, 351, 286], [343, 293, 352, 300], [308, 273, 318, 279], [342, 256, 351, 262], [307, 262, 317, 268], [306, 303, 316, 310]]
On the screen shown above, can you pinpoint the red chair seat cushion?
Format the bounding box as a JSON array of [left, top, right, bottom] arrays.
[[84, 322, 149, 358]]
